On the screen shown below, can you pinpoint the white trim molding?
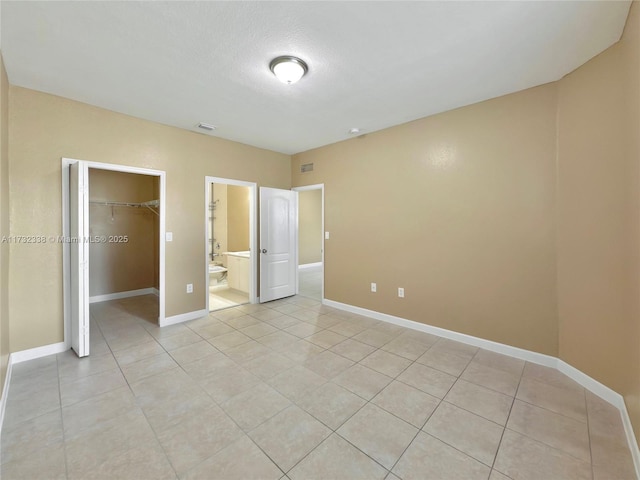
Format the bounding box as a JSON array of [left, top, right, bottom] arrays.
[[323, 298, 640, 477], [298, 262, 322, 270], [160, 309, 208, 327], [0, 341, 70, 436], [0, 356, 13, 442], [9, 342, 69, 364], [204, 177, 258, 312], [323, 299, 558, 367], [62, 157, 167, 352], [89, 287, 157, 304]]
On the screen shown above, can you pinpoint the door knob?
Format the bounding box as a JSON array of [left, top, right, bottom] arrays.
[[261, 249, 267, 254]]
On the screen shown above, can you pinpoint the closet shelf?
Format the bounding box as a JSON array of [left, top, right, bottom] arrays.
[[89, 199, 160, 216]]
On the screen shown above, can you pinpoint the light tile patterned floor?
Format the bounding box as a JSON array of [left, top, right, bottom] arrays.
[[298, 264, 322, 300], [0, 294, 636, 480]]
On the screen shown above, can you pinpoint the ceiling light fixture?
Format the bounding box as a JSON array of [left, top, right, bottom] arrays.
[[348, 128, 361, 135], [269, 56, 308, 85]]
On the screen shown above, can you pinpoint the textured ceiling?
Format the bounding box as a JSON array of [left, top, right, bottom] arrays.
[[0, 1, 632, 154]]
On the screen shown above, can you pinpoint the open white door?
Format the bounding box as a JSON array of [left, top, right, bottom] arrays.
[[260, 187, 298, 303], [69, 161, 90, 357]]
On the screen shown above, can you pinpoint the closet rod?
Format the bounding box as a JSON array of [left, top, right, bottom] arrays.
[[89, 200, 160, 216]]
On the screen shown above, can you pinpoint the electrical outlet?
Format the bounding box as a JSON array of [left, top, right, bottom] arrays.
[[186, 283, 193, 293], [371, 282, 377, 293], [398, 287, 404, 298]]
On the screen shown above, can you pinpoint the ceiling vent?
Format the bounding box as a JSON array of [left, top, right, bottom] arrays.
[[197, 122, 216, 131], [300, 163, 314, 173]]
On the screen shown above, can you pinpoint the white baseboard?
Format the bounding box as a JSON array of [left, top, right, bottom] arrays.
[[10, 341, 68, 364], [323, 299, 557, 367], [0, 355, 13, 443], [89, 287, 157, 304], [152, 288, 159, 296], [160, 309, 208, 327], [299, 262, 322, 270], [621, 401, 640, 479], [323, 298, 640, 476], [0, 341, 68, 439]]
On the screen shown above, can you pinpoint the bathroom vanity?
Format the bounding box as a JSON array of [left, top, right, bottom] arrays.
[[225, 251, 250, 293]]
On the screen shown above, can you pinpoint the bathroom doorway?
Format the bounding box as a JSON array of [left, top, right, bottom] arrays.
[[205, 177, 257, 312], [293, 184, 324, 301]]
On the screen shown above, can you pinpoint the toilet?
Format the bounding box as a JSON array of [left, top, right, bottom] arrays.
[[209, 263, 228, 285]]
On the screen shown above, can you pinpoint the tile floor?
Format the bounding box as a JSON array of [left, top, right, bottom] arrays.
[[298, 264, 322, 301], [209, 285, 249, 312], [0, 294, 636, 480]]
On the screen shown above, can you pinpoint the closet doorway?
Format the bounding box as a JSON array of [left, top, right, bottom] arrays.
[[293, 184, 324, 301], [62, 158, 166, 357], [205, 176, 257, 312]]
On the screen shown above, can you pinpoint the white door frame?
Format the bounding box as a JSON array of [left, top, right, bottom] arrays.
[[62, 158, 167, 350], [292, 184, 325, 301], [205, 176, 258, 310]]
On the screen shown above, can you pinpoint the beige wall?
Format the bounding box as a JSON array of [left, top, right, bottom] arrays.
[[293, 84, 559, 355], [8, 86, 290, 351], [227, 185, 250, 252], [88, 169, 157, 297], [298, 189, 322, 265], [0, 53, 10, 397], [557, 1, 640, 443]]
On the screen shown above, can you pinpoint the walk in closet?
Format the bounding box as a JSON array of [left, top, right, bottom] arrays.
[[88, 169, 160, 313]]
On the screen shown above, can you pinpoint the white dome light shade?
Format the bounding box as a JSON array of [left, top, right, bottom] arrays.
[[269, 56, 308, 84]]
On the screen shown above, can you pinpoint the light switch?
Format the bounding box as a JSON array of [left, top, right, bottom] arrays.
[[166, 232, 173, 242], [325, 231, 330, 239]]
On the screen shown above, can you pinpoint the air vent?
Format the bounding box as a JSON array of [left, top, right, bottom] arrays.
[[300, 163, 314, 173], [197, 122, 216, 131]]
